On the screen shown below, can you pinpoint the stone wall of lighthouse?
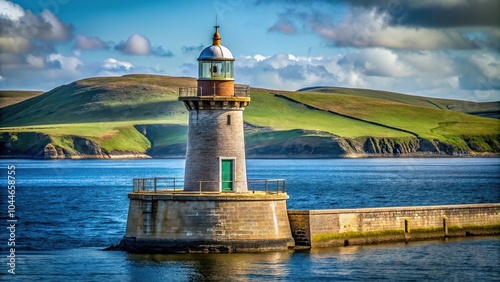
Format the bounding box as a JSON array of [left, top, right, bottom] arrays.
[[183, 98, 249, 192]]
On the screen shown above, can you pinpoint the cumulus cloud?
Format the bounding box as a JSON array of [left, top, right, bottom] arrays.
[[46, 54, 83, 76], [0, 0, 24, 21], [257, 0, 499, 101], [0, 52, 83, 90], [151, 45, 174, 57], [272, 8, 480, 50], [74, 35, 109, 50], [262, 0, 499, 27], [459, 52, 500, 91], [115, 34, 150, 55], [0, 54, 165, 90], [0, 0, 77, 90], [115, 34, 173, 57], [231, 51, 499, 101], [99, 58, 133, 76], [339, 0, 500, 28], [0, 2, 73, 54], [181, 44, 204, 54], [265, 0, 499, 50], [235, 53, 339, 91]]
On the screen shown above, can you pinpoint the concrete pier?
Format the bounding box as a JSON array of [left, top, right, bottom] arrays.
[[288, 203, 500, 248]]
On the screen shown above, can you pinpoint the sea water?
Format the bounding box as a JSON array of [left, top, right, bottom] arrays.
[[0, 158, 499, 281]]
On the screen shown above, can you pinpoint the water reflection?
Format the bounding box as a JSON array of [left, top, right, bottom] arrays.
[[126, 251, 292, 281], [10, 238, 500, 281]]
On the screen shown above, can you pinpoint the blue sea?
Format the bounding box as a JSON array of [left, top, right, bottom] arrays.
[[0, 158, 499, 281]]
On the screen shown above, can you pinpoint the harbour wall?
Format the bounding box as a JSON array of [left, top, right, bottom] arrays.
[[121, 193, 295, 253], [287, 203, 500, 247]]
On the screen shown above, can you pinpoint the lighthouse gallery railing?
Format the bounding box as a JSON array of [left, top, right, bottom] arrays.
[[178, 86, 250, 97], [132, 177, 286, 194]]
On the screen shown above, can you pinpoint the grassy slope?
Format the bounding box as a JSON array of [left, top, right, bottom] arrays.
[[0, 75, 193, 153], [0, 91, 44, 108], [300, 86, 500, 117], [1, 74, 499, 155], [245, 91, 410, 138], [0, 75, 193, 127], [279, 91, 500, 148]]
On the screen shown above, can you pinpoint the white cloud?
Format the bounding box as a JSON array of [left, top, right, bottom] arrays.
[[26, 54, 45, 68], [117, 34, 150, 55], [0, 1, 74, 88], [115, 34, 173, 57], [312, 8, 476, 50], [0, 37, 30, 53], [74, 35, 108, 50], [339, 49, 412, 77], [102, 58, 132, 70], [46, 54, 83, 78], [234, 50, 499, 102], [0, 54, 161, 90], [469, 52, 500, 80], [39, 9, 72, 41], [0, 0, 24, 21]]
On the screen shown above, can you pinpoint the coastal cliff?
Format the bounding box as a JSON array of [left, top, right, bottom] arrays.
[[2, 130, 498, 159], [1, 75, 499, 159], [0, 132, 150, 159]]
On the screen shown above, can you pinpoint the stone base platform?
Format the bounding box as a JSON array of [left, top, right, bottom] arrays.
[[121, 192, 295, 253]]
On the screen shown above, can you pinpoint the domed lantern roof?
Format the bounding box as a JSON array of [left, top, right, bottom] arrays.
[[198, 26, 234, 61]]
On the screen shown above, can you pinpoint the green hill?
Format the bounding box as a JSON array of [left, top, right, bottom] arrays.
[[298, 86, 500, 118], [1, 74, 499, 159], [0, 90, 44, 108]]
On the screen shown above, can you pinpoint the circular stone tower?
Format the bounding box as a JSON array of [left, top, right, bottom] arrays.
[[180, 25, 249, 193], [120, 26, 294, 253]]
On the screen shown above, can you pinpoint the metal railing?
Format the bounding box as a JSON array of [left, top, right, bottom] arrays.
[[133, 177, 183, 193], [179, 86, 250, 97], [178, 87, 197, 97], [132, 177, 286, 194], [234, 86, 250, 97]]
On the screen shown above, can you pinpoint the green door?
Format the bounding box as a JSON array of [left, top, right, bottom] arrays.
[[221, 159, 234, 191]]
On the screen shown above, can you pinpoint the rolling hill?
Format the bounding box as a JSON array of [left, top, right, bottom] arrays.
[[298, 86, 500, 119], [1, 74, 499, 159], [0, 90, 44, 108]]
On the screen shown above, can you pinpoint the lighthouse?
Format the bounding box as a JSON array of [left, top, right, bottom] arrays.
[[121, 25, 294, 253], [179, 25, 250, 193]]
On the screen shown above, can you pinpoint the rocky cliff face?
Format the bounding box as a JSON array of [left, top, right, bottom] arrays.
[[0, 131, 498, 159], [0, 132, 150, 159], [246, 135, 500, 158]]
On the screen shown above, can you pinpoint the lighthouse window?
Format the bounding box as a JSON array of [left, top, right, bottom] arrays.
[[199, 62, 212, 78], [199, 61, 234, 79], [227, 115, 231, 125], [211, 62, 224, 78]]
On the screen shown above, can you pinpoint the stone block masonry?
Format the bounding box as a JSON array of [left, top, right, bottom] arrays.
[[288, 203, 500, 248], [184, 109, 247, 192], [121, 193, 295, 253]]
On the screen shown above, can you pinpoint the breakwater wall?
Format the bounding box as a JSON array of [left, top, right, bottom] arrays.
[[121, 192, 295, 253], [288, 203, 500, 247]]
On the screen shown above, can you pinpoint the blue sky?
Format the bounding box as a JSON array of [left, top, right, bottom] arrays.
[[1, 0, 499, 102]]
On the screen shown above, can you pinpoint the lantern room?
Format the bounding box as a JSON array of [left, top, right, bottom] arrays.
[[197, 26, 235, 96]]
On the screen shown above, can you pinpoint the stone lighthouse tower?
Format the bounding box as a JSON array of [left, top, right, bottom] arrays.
[[121, 25, 294, 253], [179, 25, 249, 193]]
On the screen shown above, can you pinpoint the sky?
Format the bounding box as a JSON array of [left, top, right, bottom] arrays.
[[0, 0, 499, 102]]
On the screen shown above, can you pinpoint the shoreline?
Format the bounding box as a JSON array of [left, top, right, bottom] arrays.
[[307, 226, 500, 249], [1, 153, 498, 160]]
